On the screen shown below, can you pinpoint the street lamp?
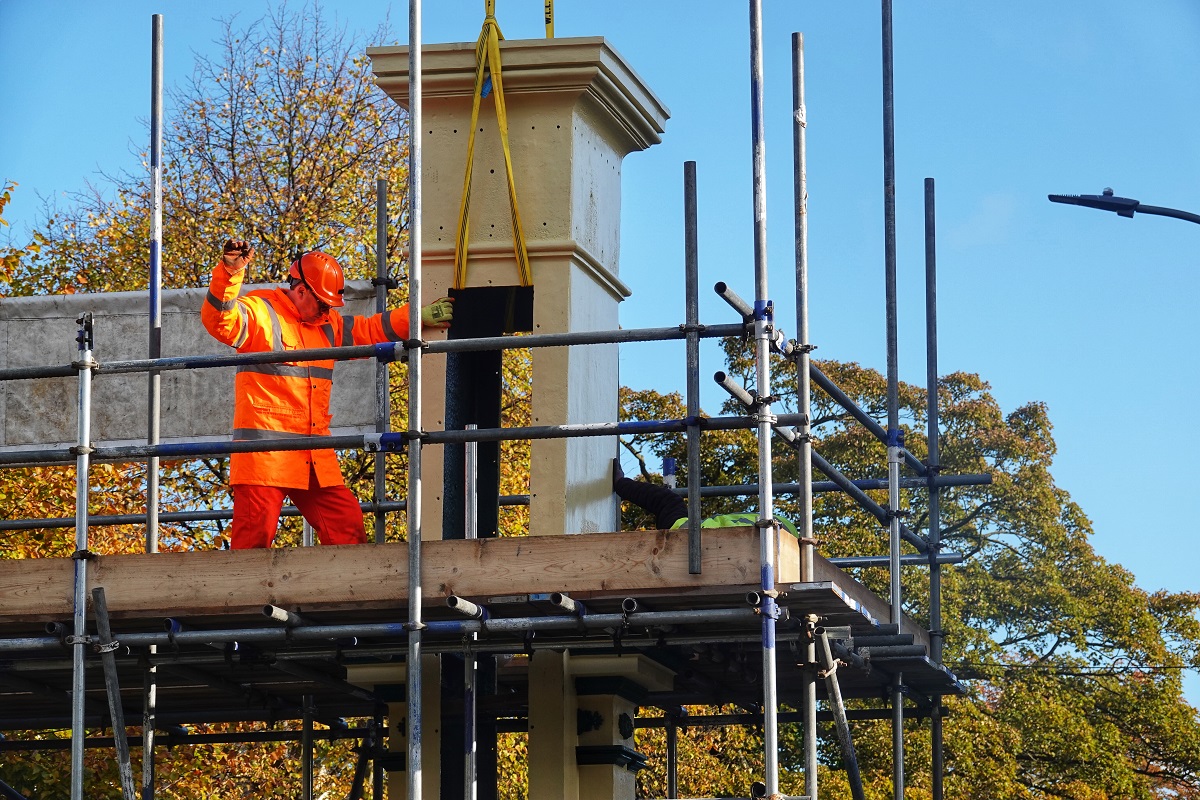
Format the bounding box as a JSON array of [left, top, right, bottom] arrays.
[[1048, 187, 1200, 226]]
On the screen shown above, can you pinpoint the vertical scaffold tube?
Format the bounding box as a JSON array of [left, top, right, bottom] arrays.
[[666, 715, 679, 799], [748, 1, 780, 794], [375, 178, 391, 543], [683, 161, 702, 574], [144, 18, 164, 796], [465, 423, 478, 800], [880, 1, 905, 797], [464, 642, 478, 800], [302, 696, 314, 799], [406, 3, 425, 800], [373, 708, 386, 797], [146, 13, 163, 557], [791, 30, 818, 800], [70, 313, 96, 800], [924, 177, 945, 800]]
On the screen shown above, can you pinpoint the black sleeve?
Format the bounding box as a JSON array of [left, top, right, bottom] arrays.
[[614, 477, 688, 530]]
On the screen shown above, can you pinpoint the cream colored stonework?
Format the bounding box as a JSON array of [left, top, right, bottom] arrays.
[[369, 37, 668, 540]]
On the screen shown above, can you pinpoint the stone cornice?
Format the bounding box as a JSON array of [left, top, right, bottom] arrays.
[[368, 37, 670, 153]]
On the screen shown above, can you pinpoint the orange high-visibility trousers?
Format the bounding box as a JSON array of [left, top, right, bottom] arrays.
[[230, 471, 366, 549]]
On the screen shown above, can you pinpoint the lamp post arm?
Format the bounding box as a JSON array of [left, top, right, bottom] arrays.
[[1134, 204, 1200, 226]]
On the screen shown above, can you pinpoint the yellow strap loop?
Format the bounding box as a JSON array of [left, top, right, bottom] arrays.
[[453, 1, 533, 290]]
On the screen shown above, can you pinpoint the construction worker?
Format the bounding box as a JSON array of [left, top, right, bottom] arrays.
[[202, 239, 454, 549], [612, 458, 798, 536]]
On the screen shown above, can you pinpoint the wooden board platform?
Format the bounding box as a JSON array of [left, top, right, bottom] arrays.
[[0, 529, 961, 732], [0, 527, 799, 622]]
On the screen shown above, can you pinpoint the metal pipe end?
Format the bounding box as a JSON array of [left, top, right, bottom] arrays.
[[263, 604, 302, 626], [447, 595, 486, 620], [621, 597, 640, 614]]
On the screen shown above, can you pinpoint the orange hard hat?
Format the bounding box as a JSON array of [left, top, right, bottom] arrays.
[[289, 251, 346, 307]]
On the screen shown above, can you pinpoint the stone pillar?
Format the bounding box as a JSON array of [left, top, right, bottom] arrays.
[[572, 656, 676, 800], [527, 649, 580, 800], [346, 657, 442, 800], [369, 37, 668, 538], [525, 651, 676, 800]]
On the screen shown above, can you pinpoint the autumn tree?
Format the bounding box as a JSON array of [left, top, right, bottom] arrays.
[[5, 1, 1198, 797], [620, 340, 1200, 799], [0, 4, 426, 795]]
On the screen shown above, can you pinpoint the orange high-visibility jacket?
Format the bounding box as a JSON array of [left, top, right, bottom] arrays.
[[201, 263, 411, 489]]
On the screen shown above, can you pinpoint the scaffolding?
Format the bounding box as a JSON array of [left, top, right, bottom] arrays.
[[0, 2, 984, 799]]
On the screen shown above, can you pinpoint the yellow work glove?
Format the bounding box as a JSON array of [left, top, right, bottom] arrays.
[[421, 297, 454, 328]]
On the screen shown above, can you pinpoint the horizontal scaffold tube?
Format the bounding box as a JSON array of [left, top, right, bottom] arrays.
[[0, 496, 530, 532], [679, 474, 990, 499], [0, 630, 817, 676], [0, 414, 808, 467], [0, 607, 762, 654], [828, 552, 963, 568], [423, 323, 747, 354], [0, 726, 370, 753], [0, 323, 749, 383], [0, 472, 991, 530]]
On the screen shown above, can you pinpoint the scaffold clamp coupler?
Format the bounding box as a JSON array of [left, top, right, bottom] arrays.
[[363, 433, 383, 453], [65, 635, 93, 646], [69, 444, 94, 456], [71, 549, 96, 561], [375, 342, 403, 364], [403, 621, 427, 632], [94, 639, 120, 655], [749, 392, 776, 410], [371, 275, 399, 289], [679, 322, 706, 334], [71, 358, 98, 371], [402, 337, 426, 351]]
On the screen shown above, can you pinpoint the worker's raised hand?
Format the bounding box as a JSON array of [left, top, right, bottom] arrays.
[[221, 239, 255, 271], [421, 297, 454, 329]]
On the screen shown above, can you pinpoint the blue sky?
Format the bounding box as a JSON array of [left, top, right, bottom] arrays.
[[2, 1, 1198, 691]]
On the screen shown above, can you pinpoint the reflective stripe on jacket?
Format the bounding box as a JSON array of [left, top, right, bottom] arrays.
[[200, 263, 410, 489]]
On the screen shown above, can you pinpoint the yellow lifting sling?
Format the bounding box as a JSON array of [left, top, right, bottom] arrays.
[[453, 0, 534, 289]]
